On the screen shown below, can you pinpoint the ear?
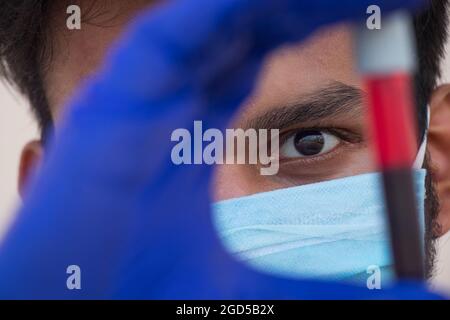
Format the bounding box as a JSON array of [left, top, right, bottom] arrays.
[[428, 84, 450, 234], [18, 140, 43, 199]]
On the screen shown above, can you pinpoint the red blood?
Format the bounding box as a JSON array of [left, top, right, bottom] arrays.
[[365, 73, 418, 169]]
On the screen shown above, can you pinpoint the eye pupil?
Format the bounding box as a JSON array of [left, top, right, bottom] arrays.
[[294, 130, 325, 156]]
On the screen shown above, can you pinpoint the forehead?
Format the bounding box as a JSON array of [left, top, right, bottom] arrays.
[[45, 1, 360, 117], [45, 0, 155, 110], [243, 24, 359, 120]]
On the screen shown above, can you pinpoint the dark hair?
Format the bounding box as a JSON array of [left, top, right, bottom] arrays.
[[0, 1, 52, 137], [0, 1, 449, 139]]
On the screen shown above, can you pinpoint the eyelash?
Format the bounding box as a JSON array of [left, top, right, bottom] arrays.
[[280, 127, 360, 144]]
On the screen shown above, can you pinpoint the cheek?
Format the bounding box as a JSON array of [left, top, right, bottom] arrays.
[[213, 165, 246, 202], [212, 164, 285, 201], [275, 146, 376, 186], [212, 146, 376, 202]]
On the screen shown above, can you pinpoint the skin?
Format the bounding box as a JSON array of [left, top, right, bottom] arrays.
[[19, 1, 450, 239]]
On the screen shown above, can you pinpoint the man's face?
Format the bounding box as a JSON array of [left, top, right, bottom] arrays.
[[215, 27, 372, 200], [25, 1, 446, 273], [45, 2, 373, 201]]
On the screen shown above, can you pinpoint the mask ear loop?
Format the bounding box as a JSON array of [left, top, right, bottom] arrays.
[[412, 106, 430, 169]]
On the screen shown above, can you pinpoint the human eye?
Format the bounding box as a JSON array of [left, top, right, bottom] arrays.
[[280, 129, 340, 159], [277, 125, 365, 164], [271, 127, 366, 184], [279, 126, 362, 162]]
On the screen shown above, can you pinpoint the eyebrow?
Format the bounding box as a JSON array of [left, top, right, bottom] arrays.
[[243, 81, 364, 130]]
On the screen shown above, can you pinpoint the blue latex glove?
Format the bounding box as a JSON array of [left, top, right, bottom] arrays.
[[0, 0, 440, 299]]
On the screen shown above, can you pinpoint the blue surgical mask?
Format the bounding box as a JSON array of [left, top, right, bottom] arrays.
[[212, 169, 426, 286]]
